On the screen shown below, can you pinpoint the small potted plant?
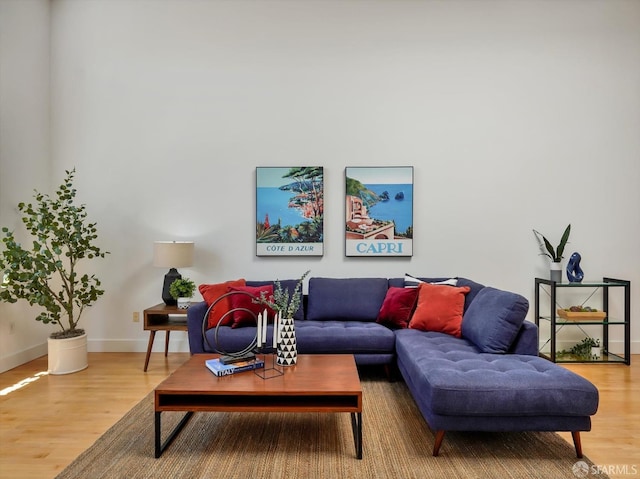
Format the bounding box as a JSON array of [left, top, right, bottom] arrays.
[[533, 224, 571, 282], [169, 277, 196, 309]]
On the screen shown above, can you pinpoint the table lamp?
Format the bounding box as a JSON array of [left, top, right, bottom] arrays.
[[153, 241, 194, 305]]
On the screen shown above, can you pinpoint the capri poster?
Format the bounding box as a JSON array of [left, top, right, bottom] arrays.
[[256, 167, 324, 256], [345, 166, 413, 257]]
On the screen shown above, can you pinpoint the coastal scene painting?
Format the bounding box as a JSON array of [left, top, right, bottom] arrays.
[[345, 166, 413, 257], [256, 167, 324, 256]]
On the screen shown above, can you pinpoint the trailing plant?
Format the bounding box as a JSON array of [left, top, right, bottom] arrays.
[[558, 337, 600, 360], [533, 224, 571, 262], [169, 277, 196, 299], [0, 169, 109, 339], [254, 270, 310, 318]]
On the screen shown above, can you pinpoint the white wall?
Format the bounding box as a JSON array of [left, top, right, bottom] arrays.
[[2, 0, 639, 369], [0, 0, 52, 371]]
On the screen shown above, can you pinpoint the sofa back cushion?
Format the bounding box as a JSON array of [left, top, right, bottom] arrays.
[[461, 286, 529, 353], [306, 277, 388, 321]]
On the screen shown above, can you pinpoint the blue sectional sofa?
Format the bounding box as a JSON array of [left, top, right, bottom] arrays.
[[187, 276, 599, 457]]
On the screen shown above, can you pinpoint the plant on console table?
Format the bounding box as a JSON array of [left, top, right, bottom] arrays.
[[169, 277, 196, 309], [533, 224, 571, 283], [0, 169, 109, 374], [558, 337, 601, 361], [255, 270, 310, 366]]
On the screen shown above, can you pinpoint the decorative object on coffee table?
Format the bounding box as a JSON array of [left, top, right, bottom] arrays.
[[254, 270, 309, 366], [276, 315, 298, 366], [566, 252, 584, 283], [533, 224, 571, 282]]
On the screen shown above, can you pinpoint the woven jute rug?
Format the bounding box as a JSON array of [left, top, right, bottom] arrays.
[[56, 371, 608, 479]]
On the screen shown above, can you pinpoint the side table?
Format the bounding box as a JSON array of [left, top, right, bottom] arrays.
[[143, 303, 188, 372]]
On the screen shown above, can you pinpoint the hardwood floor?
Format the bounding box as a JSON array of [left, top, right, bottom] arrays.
[[1, 353, 639, 479]]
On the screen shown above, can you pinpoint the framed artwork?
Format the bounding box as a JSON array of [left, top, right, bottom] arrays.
[[256, 167, 324, 256], [345, 166, 413, 257]]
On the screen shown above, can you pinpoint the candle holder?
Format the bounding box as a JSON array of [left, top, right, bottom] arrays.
[[253, 346, 283, 379]]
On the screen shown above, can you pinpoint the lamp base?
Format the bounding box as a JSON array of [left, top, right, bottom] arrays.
[[162, 268, 181, 306]]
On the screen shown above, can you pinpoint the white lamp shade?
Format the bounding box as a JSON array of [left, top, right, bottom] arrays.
[[153, 241, 194, 268]]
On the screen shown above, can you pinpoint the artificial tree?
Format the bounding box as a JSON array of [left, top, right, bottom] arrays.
[[0, 169, 109, 339]]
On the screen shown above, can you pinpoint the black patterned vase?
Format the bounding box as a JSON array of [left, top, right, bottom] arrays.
[[276, 316, 297, 366]]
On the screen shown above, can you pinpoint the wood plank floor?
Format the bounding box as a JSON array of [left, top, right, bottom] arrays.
[[1, 353, 638, 479]]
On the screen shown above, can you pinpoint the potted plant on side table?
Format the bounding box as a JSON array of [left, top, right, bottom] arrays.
[[169, 277, 196, 309], [533, 224, 571, 282], [0, 169, 109, 374]]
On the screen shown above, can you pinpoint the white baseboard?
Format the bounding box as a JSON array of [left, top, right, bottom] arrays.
[[87, 337, 191, 353], [0, 343, 48, 374]]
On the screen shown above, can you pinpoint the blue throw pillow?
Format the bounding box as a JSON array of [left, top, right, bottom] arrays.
[[306, 277, 389, 321], [461, 287, 529, 353]]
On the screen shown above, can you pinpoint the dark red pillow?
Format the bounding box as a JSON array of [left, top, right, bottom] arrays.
[[409, 282, 470, 337], [228, 285, 275, 328], [376, 287, 419, 329], [199, 279, 246, 329]]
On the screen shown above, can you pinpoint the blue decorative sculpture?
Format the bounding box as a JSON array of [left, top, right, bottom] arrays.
[[566, 252, 584, 283]]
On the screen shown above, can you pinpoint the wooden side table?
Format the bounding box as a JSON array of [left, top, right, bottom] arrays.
[[143, 303, 188, 372]]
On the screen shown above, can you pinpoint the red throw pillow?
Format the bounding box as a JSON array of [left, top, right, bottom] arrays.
[[408, 282, 471, 337], [228, 285, 276, 328], [376, 287, 419, 329], [199, 279, 246, 329]]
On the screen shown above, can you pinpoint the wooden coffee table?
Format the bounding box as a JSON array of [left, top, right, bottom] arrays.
[[154, 354, 363, 459]]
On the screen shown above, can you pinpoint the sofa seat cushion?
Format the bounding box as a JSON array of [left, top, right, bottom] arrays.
[[395, 329, 599, 417], [295, 320, 396, 353]]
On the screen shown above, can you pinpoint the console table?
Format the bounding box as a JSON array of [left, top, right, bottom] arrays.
[[143, 303, 188, 372], [534, 277, 630, 364]]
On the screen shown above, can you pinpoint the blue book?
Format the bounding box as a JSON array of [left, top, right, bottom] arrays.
[[205, 358, 265, 377]]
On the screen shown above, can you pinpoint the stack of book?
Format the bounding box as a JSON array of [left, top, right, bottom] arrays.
[[205, 358, 265, 377]]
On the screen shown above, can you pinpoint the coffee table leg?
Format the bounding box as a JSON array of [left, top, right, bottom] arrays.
[[350, 412, 362, 459], [155, 411, 194, 458]]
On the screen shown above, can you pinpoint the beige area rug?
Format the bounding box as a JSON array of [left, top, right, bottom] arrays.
[[56, 370, 608, 479]]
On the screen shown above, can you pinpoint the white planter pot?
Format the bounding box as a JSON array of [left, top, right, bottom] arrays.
[[591, 346, 601, 360], [177, 297, 191, 309], [48, 333, 88, 375], [550, 262, 563, 283]]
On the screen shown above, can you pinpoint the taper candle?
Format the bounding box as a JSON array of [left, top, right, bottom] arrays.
[[272, 312, 279, 348], [262, 309, 268, 344], [256, 311, 262, 348]]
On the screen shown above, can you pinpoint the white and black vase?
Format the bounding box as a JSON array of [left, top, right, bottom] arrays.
[[277, 316, 297, 366], [550, 262, 563, 283]]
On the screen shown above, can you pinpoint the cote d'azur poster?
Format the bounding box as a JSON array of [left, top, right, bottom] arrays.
[[345, 166, 413, 257], [256, 167, 324, 256]]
